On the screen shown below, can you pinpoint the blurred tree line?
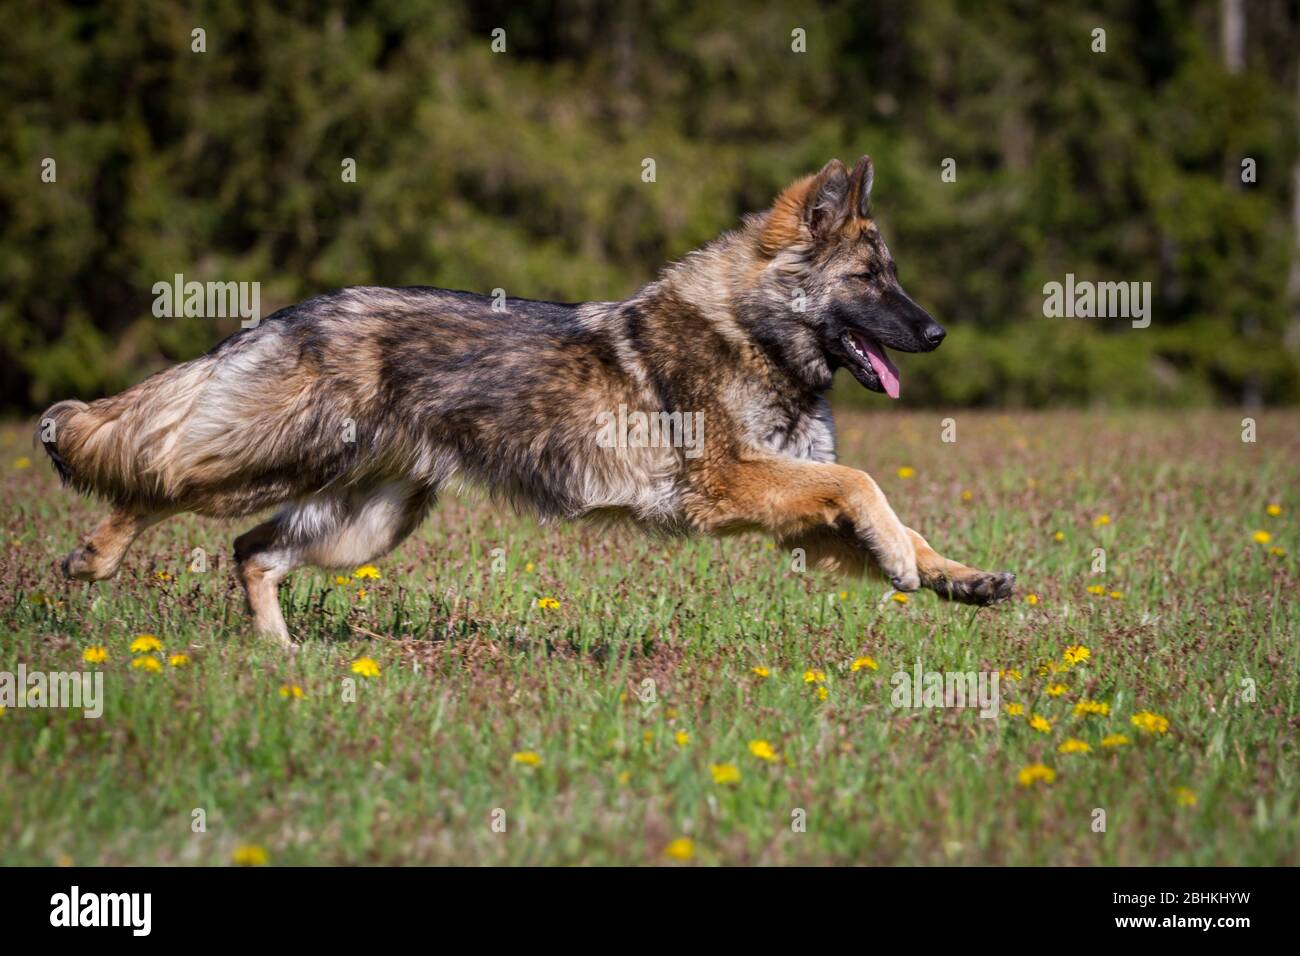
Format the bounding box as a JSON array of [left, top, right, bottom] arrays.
[[1, 0, 1298, 411]]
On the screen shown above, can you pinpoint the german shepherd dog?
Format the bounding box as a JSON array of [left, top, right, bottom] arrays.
[[39, 156, 1014, 648]]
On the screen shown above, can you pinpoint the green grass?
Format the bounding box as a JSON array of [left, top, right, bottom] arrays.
[[1, 409, 1297, 865]]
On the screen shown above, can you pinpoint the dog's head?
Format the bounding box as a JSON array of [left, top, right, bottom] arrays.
[[755, 156, 944, 398]]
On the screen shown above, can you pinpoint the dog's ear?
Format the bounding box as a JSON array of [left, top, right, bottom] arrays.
[[759, 159, 851, 255], [803, 159, 851, 237], [849, 155, 874, 219]]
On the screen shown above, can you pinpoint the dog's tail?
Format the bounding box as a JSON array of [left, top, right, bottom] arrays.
[[36, 357, 218, 508], [36, 399, 90, 487]]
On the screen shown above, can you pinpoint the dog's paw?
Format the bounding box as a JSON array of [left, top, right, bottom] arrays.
[[61, 545, 110, 581], [931, 570, 1015, 607], [890, 570, 921, 592]]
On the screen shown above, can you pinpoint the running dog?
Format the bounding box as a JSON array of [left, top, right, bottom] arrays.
[[40, 156, 1015, 647]]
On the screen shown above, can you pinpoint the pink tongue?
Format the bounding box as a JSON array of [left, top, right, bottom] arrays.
[[862, 340, 901, 399]]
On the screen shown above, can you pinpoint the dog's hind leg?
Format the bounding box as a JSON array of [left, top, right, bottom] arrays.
[[233, 516, 299, 649], [62, 507, 170, 581], [234, 480, 435, 648]]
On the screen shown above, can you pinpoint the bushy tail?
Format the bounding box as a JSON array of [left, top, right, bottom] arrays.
[[36, 400, 89, 487], [36, 357, 221, 509], [37, 396, 142, 504]]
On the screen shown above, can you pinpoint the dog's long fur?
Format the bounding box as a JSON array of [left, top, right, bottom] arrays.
[[40, 156, 1014, 647]]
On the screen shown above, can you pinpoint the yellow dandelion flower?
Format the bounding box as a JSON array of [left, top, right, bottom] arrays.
[[1053, 530, 1065, 542], [511, 751, 542, 767], [353, 565, 381, 579], [961, 489, 973, 502], [82, 646, 108, 664], [1108, 590, 1123, 600], [837, 590, 848, 601], [231, 845, 269, 866], [1063, 645, 1091, 666], [999, 668, 1022, 682], [356, 587, 367, 600], [1093, 514, 1111, 527], [524, 561, 535, 572], [129, 635, 163, 654], [642, 730, 655, 744], [1058, 738, 1091, 754], [664, 837, 695, 861], [1016, 763, 1057, 787], [850, 656, 879, 672], [1269, 546, 1286, 557], [1173, 786, 1197, 807], [1074, 699, 1110, 717], [815, 685, 829, 701], [1085, 584, 1105, 596], [1100, 733, 1131, 748], [748, 739, 777, 762], [1265, 503, 1282, 517], [752, 665, 770, 678], [803, 669, 826, 684], [1045, 682, 1067, 697], [1252, 530, 1271, 544], [153, 570, 172, 582], [1029, 714, 1052, 733], [897, 466, 915, 479], [1025, 593, 1039, 605], [279, 684, 305, 699], [537, 596, 560, 610], [333, 575, 350, 586], [1006, 703, 1024, 716], [168, 653, 189, 667], [350, 657, 381, 678], [14, 456, 32, 469], [710, 763, 741, 785], [1131, 710, 1169, 734], [891, 591, 909, 605], [131, 656, 162, 672], [674, 730, 690, 747]]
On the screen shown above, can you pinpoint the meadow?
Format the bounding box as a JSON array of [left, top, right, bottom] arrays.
[[1, 409, 1296, 865]]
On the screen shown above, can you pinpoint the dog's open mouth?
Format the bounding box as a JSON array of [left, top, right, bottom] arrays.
[[844, 331, 901, 399]]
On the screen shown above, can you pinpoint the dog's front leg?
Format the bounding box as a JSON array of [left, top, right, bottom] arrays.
[[905, 527, 1015, 605], [689, 458, 920, 591], [777, 524, 1015, 606]]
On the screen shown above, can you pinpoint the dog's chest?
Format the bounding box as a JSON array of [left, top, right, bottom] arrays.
[[738, 393, 837, 463]]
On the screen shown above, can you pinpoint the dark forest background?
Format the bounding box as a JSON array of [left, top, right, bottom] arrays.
[[1, 0, 1298, 411]]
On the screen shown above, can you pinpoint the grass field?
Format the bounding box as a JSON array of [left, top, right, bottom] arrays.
[[1, 409, 1296, 866]]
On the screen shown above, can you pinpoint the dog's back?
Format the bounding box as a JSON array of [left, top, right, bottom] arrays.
[[38, 285, 682, 522]]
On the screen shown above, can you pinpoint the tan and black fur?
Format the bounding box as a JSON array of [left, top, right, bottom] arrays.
[[39, 156, 1014, 648]]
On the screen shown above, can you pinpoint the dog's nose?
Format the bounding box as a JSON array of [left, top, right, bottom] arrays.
[[922, 323, 946, 348]]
